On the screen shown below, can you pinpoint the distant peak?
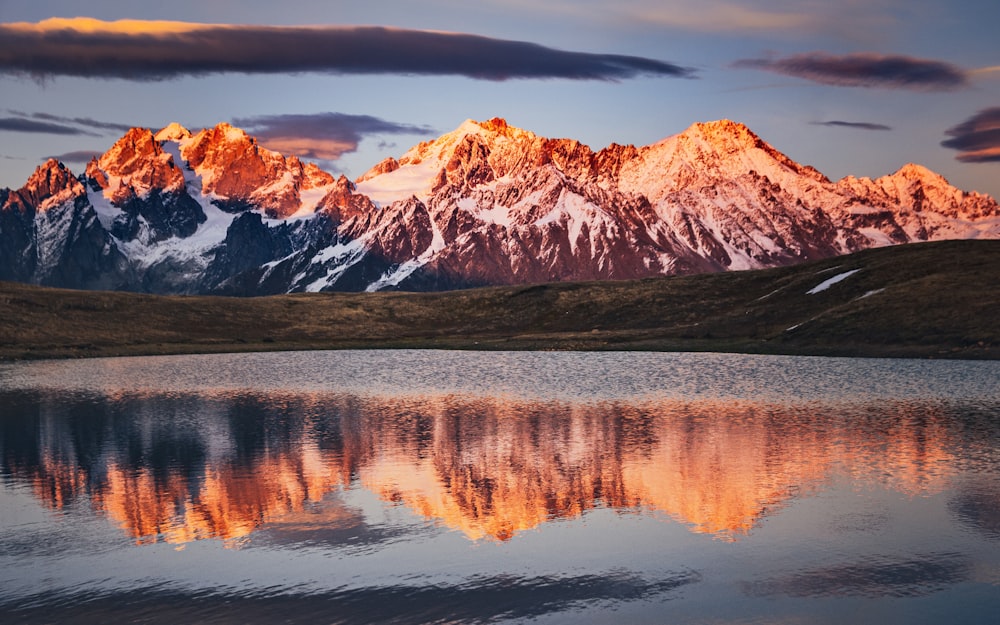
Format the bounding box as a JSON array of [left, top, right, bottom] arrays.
[[36, 157, 66, 172], [18, 158, 83, 208], [27, 158, 75, 185], [693, 119, 751, 132], [684, 119, 759, 144], [121, 126, 154, 138], [450, 117, 532, 139], [210, 122, 251, 143], [155, 122, 191, 142], [480, 117, 509, 132], [894, 163, 942, 181], [101, 127, 158, 163]]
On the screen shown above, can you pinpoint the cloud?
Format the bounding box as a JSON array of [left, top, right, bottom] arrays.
[[0, 116, 97, 135], [941, 107, 1000, 163], [498, 0, 906, 43], [43, 150, 103, 164], [3, 109, 135, 136], [0, 17, 695, 82], [232, 112, 438, 161], [29, 112, 134, 134], [733, 52, 968, 90], [811, 120, 892, 131], [628, 1, 823, 33]]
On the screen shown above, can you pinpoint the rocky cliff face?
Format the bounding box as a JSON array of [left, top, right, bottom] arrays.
[[0, 159, 131, 289], [175, 122, 335, 218], [1, 118, 997, 294]]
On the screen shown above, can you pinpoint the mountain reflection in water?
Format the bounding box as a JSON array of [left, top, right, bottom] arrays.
[[1, 389, 983, 544]]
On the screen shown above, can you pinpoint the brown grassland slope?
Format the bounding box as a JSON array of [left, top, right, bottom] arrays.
[[0, 240, 996, 360]]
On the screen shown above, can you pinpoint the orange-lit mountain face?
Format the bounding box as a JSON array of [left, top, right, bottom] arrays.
[[0, 119, 997, 294], [3, 392, 965, 544]]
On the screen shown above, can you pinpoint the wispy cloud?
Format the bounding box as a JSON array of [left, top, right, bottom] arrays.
[[0, 116, 97, 135], [733, 52, 968, 90], [628, 1, 823, 33], [496, 0, 904, 42], [811, 120, 892, 131], [28, 112, 134, 134], [42, 150, 103, 164], [0, 17, 695, 82], [941, 107, 1000, 163], [232, 113, 438, 161], [970, 65, 1000, 76], [2, 109, 134, 136]]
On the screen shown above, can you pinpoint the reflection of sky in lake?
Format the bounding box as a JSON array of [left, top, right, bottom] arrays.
[[1, 351, 998, 624]]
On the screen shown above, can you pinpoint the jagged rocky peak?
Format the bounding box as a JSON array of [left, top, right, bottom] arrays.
[[317, 174, 377, 222], [99, 127, 159, 166], [467, 116, 536, 140], [289, 156, 337, 190], [875, 162, 1000, 219], [684, 119, 761, 148], [181, 122, 255, 171], [89, 127, 186, 200], [170, 122, 335, 218], [355, 156, 399, 183], [6, 158, 85, 212], [409, 118, 538, 162]]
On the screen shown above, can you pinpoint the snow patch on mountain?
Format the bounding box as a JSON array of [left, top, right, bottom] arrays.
[[122, 203, 236, 268], [86, 187, 123, 231], [355, 158, 441, 206], [303, 239, 368, 292], [807, 269, 861, 294]]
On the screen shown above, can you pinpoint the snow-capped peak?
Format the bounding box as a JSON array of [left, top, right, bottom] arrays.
[[355, 117, 545, 205], [88, 126, 186, 201], [892, 163, 949, 186], [4, 115, 997, 296], [682, 119, 760, 148], [668, 119, 828, 182], [154, 122, 192, 142]]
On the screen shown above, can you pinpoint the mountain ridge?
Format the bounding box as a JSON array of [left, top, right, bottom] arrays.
[[1, 117, 998, 295]]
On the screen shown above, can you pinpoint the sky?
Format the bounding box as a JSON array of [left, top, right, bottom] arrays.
[[1, 0, 998, 199]]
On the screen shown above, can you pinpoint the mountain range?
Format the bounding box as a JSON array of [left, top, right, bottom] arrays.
[[1, 117, 998, 294]]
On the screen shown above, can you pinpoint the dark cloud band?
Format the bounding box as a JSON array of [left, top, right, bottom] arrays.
[[733, 52, 967, 90], [0, 19, 695, 82], [941, 107, 1000, 163], [811, 120, 892, 131]]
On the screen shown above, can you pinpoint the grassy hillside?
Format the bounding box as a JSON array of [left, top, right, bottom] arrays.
[[0, 240, 997, 360]]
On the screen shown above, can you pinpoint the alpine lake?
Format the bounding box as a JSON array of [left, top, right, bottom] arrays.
[[1, 350, 998, 624]]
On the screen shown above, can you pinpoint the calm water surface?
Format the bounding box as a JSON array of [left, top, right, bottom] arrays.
[[1, 350, 998, 624]]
